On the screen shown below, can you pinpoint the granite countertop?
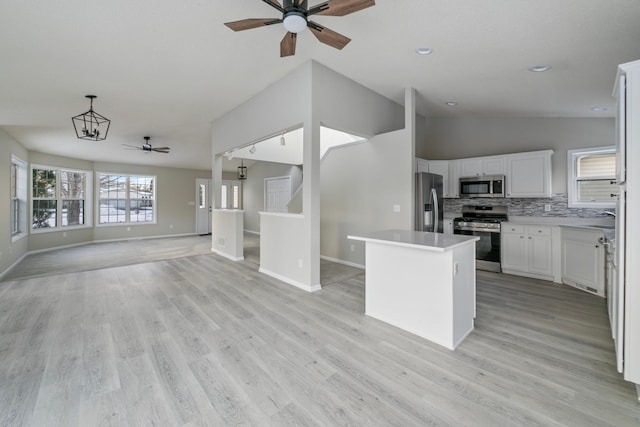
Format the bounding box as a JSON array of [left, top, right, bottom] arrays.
[[348, 229, 479, 252]]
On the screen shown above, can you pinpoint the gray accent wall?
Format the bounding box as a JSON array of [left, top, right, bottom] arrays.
[[420, 117, 615, 194], [0, 129, 29, 276]]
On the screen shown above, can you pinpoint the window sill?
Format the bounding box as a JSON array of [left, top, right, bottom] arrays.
[[96, 222, 157, 228], [30, 224, 92, 235]]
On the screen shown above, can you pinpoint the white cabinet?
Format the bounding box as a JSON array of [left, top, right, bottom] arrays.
[[560, 227, 605, 297], [501, 223, 555, 281], [443, 218, 453, 234], [448, 161, 460, 198], [427, 160, 456, 198], [505, 151, 553, 198], [416, 157, 429, 173], [458, 156, 505, 178]]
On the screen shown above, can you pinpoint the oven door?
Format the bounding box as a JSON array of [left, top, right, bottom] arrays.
[[454, 227, 502, 272]]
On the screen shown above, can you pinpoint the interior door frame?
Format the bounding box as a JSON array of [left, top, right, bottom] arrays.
[[195, 178, 212, 234]]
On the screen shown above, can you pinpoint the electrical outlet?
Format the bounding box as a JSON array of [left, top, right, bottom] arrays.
[[544, 204, 551, 212], [350, 244, 355, 252], [62, 231, 67, 238], [393, 204, 401, 213], [169, 224, 173, 229], [298, 259, 303, 269], [127, 227, 131, 231]]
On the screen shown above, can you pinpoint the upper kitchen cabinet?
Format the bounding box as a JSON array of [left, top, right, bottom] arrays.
[[416, 157, 429, 173], [505, 150, 553, 198], [458, 156, 505, 178], [428, 160, 459, 198]]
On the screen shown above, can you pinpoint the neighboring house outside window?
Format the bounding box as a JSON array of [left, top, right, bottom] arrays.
[[567, 146, 617, 208], [10, 155, 27, 241], [31, 165, 92, 231], [97, 173, 156, 225]]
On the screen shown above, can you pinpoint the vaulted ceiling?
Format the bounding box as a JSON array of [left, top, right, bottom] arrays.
[[1, 0, 639, 171]]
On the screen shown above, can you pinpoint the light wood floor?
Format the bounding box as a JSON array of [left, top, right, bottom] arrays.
[[0, 241, 639, 426]]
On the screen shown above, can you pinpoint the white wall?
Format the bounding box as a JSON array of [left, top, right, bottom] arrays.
[[211, 60, 406, 289], [0, 129, 29, 276], [320, 128, 413, 266], [419, 117, 615, 194]]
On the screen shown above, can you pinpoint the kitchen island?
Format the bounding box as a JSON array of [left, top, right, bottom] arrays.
[[348, 230, 479, 350]]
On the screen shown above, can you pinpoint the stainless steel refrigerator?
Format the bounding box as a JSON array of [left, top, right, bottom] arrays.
[[415, 172, 443, 233]]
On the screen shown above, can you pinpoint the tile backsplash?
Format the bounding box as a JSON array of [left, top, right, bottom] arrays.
[[444, 193, 615, 218]]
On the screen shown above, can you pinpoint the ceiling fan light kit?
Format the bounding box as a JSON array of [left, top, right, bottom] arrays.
[[225, 0, 375, 57], [72, 95, 111, 141]]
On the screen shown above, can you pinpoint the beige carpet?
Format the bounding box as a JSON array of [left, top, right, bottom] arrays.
[[2, 235, 214, 281]]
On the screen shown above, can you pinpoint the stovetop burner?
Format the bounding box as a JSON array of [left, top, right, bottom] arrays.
[[455, 205, 509, 223]]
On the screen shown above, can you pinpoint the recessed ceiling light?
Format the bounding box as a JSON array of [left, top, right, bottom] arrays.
[[590, 106, 609, 112], [416, 47, 433, 55], [528, 65, 551, 72], [446, 101, 458, 107]]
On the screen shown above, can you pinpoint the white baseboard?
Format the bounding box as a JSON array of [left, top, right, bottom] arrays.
[[93, 232, 197, 244], [0, 252, 29, 281], [320, 255, 365, 270], [259, 267, 321, 293], [211, 248, 244, 262]]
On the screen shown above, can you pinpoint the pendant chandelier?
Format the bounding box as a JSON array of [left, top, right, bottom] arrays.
[[237, 159, 247, 180], [72, 95, 111, 141]]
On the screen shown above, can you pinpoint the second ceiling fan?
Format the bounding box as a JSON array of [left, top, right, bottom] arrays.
[[225, 0, 375, 57]]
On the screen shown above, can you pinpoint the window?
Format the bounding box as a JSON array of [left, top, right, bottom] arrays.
[[221, 180, 241, 209], [10, 155, 27, 240], [31, 165, 91, 231], [567, 146, 617, 208], [98, 173, 156, 224]]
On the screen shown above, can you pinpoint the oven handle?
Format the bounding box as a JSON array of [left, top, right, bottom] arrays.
[[454, 227, 501, 234]]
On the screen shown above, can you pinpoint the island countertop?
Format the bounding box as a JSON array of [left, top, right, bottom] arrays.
[[348, 229, 479, 252]]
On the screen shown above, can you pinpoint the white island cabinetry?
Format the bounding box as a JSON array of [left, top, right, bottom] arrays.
[[348, 230, 479, 350]]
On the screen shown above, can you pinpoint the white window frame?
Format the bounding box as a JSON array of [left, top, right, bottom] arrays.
[[567, 146, 616, 208], [10, 155, 28, 242], [221, 180, 241, 210], [30, 164, 93, 233], [96, 172, 157, 226]]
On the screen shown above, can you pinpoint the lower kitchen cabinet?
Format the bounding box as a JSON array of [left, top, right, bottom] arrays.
[[443, 218, 453, 234], [501, 223, 558, 282], [560, 227, 605, 297]]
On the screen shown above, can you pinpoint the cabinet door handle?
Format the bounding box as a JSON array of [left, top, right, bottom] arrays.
[[595, 245, 599, 248], [610, 193, 618, 198], [528, 236, 532, 239]]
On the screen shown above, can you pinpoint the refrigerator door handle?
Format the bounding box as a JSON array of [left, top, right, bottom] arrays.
[[431, 188, 439, 233]]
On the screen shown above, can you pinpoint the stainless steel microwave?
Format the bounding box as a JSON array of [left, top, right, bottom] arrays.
[[459, 175, 505, 198]]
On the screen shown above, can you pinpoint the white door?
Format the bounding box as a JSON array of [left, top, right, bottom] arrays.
[[196, 179, 211, 234], [264, 176, 291, 213]]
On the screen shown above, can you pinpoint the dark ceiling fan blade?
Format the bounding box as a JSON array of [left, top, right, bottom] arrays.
[[261, 0, 285, 13], [280, 32, 297, 57], [224, 18, 282, 31], [311, 0, 375, 16], [152, 148, 170, 153], [308, 21, 351, 50], [122, 144, 142, 150]]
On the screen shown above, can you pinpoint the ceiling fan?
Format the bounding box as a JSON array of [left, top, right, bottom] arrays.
[[122, 136, 170, 154], [224, 0, 375, 57]]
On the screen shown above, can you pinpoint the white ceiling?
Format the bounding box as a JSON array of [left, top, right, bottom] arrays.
[[1, 0, 639, 171]]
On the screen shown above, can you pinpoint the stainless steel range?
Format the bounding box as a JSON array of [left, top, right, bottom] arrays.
[[453, 205, 508, 272]]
